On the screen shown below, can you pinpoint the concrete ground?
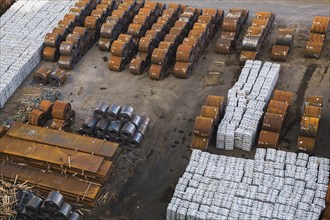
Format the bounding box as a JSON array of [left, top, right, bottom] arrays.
[[0, 0, 329, 219]]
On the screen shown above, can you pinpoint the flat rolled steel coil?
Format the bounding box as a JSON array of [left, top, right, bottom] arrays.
[[18, 208, 32, 220], [257, 130, 279, 149], [111, 9, 127, 20], [198, 15, 212, 24], [57, 20, 74, 32], [28, 109, 47, 126], [191, 135, 209, 151], [52, 100, 72, 120], [215, 38, 233, 54], [128, 131, 144, 147], [193, 116, 214, 138], [200, 105, 219, 125], [70, 7, 83, 17], [300, 116, 319, 138], [137, 123, 148, 137], [106, 16, 121, 25], [107, 120, 122, 138], [205, 95, 224, 109], [25, 196, 43, 215], [120, 122, 136, 139], [135, 52, 149, 61], [222, 17, 238, 32], [74, 1, 89, 11], [50, 118, 70, 131], [82, 115, 99, 134], [52, 27, 68, 39], [100, 23, 116, 38], [174, 20, 188, 30], [119, 105, 134, 122], [271, 45, 290, 62], [138, 8, 153, 16], [55, 202, 72, 220], [242, 36, 261, 51], [220, 31, 236, 41], [118, 34, 133, 44], [95, 118, 110, 137], [44, 33, 62, 48], [256, 11, 274, 19], [149, 64, 164, 80], [308, 33, 325, 43], [94, 102, 109, 119], [49, 69, 67, 86], [84, 16, 100, 29], [64, 13, 78, 24], [151, 23, 166, 35], [304, 41, 323, 59], [66, 33, 82, 45], [158, 41, 173, 50], [246, 26, 264, 37], [130, 114, 142, 128], [108, 55, 125, 71], [305, 96, 323, 107], [59, 55, 75, 70], [303, 105, 322, 118], [297, 136, 315, 154], [251, 18, 269, 28], [138, 37, 154, 52], [239, 50, 258, 65], [276, 29, 294, 46], [162, 9, 175, 19], [39, 100, 53, 118], [91, 9, 106, 20], [73, 27, 88, 40], [99, 37, 112, 51], [33, 67, 52, 85], [176, 44, 194, 62], [144, 1, 158, 10], [273, 90, 294, 105], [151, 48, 168, 65], [170, 27, 184, 38], [43, 47, 60, 62], [183, 37, 200, 49], [44, 191, 64, 210], [127, 23, 144, 38], [311, 16, 330, 34], [157, 17, 170, 26], [262, 112, 284, 133], [203, 8, 218, 18], [107, 103, 121, 120], [59, 41, 77, 56], [267, 100, 289, 115], [129, 58, 145, 75], [164, 34, 179, 46], [133, 14, 149, 24]]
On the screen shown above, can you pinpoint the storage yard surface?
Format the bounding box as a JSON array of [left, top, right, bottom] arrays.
[[0, 0, 329, 219]]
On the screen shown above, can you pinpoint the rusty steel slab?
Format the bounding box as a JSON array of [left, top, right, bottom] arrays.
[[6, 123, 118, 159], [0, 136, 104, 173]]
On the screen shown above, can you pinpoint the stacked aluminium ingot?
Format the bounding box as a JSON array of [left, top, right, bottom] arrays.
[[257, 90, 294, 149], [57, 0, 116, 69], [304, 16, 329, 59], [108, 1, 164, 71], [297, 96, 323, 154], [271, 28, 294, 62], [173, 8, 223, 79], [240, 11, 275, 64], [215, 8, 248, 54], [191, 95, 224, 150]]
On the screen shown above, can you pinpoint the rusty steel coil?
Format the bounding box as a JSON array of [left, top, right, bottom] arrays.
[[173, 61, 192, 79], [251, 18, 269, 28], [258, 130, 279, 149], [133, 14, 149, 24], [127, 23, 144, 38], [135, 52, 149, 61], [99, 37, 112, 51], [59, 55, 75, 70], [151, 23, 166, 35], [144, 1, 158, 10], [205, 95, 224, 110], [75, 1, 89, 11], [311, 16, 329, 34], [193, 116, 214, 138], [52, 27, 68, 39], [191, 135, 209, 151], [262, 112, 284, 133], [222, 17, 238, 32], [28, 109, 47, 126], [297, 136, 315, 154], [100, 23, 116, 38], [170, 27, 185, 38], [309, 33, 326, 43], [151, 48, 168, 65], [64, 13, 78, 24], [25, 196, 43, 216], [305, 96, 323, 107], [50, 118, 70, 131], [157, 17, 170, 26], [198, 15, 212, 24], [108, 55, 124, 71], [70, 7, 84, 17], [44, 33, 62, 48], [179, 14, 193, 24], [57, 20, 74, 32], [59, 41, 77, 56], [33, 67, 52, 85], [106, 16, 121, 25], [73, 26, 88, 40], [49, 69, 67, 87], [188, 29, 205, 41], [138, 37, 153, 53], [91, 9, 106, 21], [226, 11, 242, 20], [39, 100, 53, 118], [43, 47, 60, 62], [168, 3, 182, 11], [203, 8, 219, 18], [300, 116, 319, 137], [66, 33, 81, 45], [84, 16, 100, 29], [215, 38, 233, 54], [200, 105, 219, 125], [118, 34, 133, 44], [158, 42, 173, 51], [111, 41, 129, 57], [164, 34, 179, 46], [273, 90, 294, 105], [221, 31, 236, 41], [193, 23, 209, 33], [304, 41, 323, 59], [276, 29, 294, 46], [129, 59, 145, 75], [145, 30, 160, 42], [149, 64, 165, 80], [242, 36, 261, 51], [267, 100, 289, 115], [183, 37, 200, 48], [256, 11, 275, 20], [246, 26, 264, 37], [271, 45, 290, 62], [96, 4, 111, 14], [303, 105, 322, 118], [239, 50, 258, 64], [176, 44, 194, 62], [52, 100, 71, 120], [184, 7, 197, 16], [111, 9, 127, 19], [174, 20, 188, 30]]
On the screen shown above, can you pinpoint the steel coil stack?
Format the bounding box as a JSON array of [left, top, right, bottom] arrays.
[[191, 95, 224, 150], [33, 67, 68, 86], [271, 28, 294, 62], [304, 16, 329, 59], [79, 102, 150, 147], [215, 8, 248, 54], [257, 89, 294, 149], [173, 8, 224, 79], [108, 1, 164, 71], [297, 95, 323, 154], [240, 11, 275, 65]]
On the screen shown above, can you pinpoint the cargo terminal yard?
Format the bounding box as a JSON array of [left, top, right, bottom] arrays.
[[0, 0, 329, 219]]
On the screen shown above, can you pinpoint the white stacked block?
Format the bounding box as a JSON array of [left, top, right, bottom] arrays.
[[0, 0, 75, 108], [216, 60, 280, 151], [167, 149, 330, 220]]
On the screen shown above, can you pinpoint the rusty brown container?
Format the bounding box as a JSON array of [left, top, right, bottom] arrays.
[[304, 41, 323, 59], [173, 61, 192, 79], [52, 100, 72, 120], [262, 112, 284, 133], [305, 96, 323, 107], [215, 38, 232, 54], [297, 136, 315, 154], [303, 106, 322, 118], [33, 67, 52, 85], [271, 45, 290, 62], [200, 105, 219, 125], [191, 135, 209, 151], [50, 118, 70, 131], [28, 109, 47, 126], [129, 58, 145, 75], [176, 44, 194, 62], [239, 50, 257, 65], [273, 90, 294, 105], [43, 47, 60, 62], [267, 100, 289, 115], [300, 116, 319, 137], [39, 100, 53, 119], [193, 116, 214, 138], [149, 64, 165, 80], [108, 55, 124, 71], [257, 130, 280, 149]]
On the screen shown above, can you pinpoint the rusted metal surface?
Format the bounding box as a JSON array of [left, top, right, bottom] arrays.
[[272, 90, 294, 105], [84, 16, 100, 29], [304, 41, 323, 59], [52, 100, 71, 120], [191, 135, 209, 151], [276, 28, 294, 46], [50, 118, 70, 131], [297, 136, 315, 154], [39, 100, 53, 118], [108, 55, 124, 71], [58, 20, 74, 31], [311, 16, 330, 34], [28, 109, 47, 126], [138, 37, 153, 52], [205, 95, 224, 115], [73, 26, 88, 40], [267, 100, 289, 115], [149, 64, 164, 80], [200, 105, 219, 125], [305, 95, 323, 107], [58, 55, 75, 70], [222, 17, 238, 32], [193, 116, 214, 138], [6, 123, 118, 159], [99, 37, 112, 51], [44, 33, 62, 48], [173, 61, 192, 79], [127, 23, 144, 38], [129, 58, 145, 75], [111, 41, 129, 57], [300, 116, 319, 137], [262, 112, 284, 133], [151, 48, 168, 65], [49, 69, 67, 87], [43, 47, 60, 62], [215, 38, 232, 54], [220, 31, 236, 41], [0, 125, 8, 138], [303, 105, 322, 118], [176, 44, 194, 62], [33, 67, 52, 85], [309, 33, 326, 43], [257, 130, 280, 149], [66, 33, 81, 45], [271, 45, 290, 62], [239, 50, 257, 64]]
